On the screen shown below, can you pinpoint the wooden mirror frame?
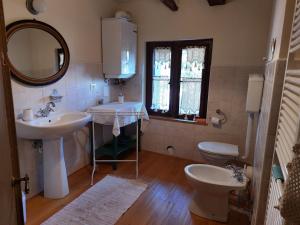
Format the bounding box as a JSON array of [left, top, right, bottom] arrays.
[[6, 20, 70, 86]]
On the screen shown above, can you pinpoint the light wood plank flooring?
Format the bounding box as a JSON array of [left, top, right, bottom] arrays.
[[26, 151, 250, 225]]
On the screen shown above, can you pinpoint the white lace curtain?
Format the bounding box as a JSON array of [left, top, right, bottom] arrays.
[[151, 48, 171, 112], [154, 48, 171, 66], [182, 46, 205, 76], [151, 46, 206, 117], [179, 47, 205, 116]]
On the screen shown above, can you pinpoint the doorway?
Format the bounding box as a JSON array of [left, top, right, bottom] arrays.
[[0, 0, 24, 224]]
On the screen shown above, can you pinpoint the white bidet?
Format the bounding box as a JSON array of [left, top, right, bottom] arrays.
[[184, 164, 247, 222]]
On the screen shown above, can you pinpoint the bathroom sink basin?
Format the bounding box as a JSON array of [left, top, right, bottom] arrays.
[[16, 111, 92, 199], [16, 112, 92, 140]]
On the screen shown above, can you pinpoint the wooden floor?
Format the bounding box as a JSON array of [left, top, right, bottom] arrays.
[[27, 151, 250, 225]]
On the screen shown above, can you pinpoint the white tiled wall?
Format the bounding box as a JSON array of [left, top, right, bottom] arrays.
[[141, 66, 263, 164], [13, 62, 115, 198], [12, 63, 109, 116]]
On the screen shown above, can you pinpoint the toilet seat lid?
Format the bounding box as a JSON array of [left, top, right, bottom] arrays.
[[198, 142, 239, 157]]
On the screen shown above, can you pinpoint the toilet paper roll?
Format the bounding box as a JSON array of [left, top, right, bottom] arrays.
[[244, 165, 253, 179], [211, 116, 221, 126], [22, 108, 34, 121]]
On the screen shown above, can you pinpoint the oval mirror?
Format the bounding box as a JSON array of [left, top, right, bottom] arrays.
[[6, 20, 70, 86]]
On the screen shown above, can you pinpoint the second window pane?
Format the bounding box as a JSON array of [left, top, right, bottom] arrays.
[[179, 47, 205, 116]]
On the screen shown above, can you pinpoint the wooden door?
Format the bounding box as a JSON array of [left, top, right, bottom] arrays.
[[0, 0, 24, 224]]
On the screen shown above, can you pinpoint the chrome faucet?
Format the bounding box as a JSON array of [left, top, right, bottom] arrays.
[[226, 165, 244, 183], [36, 102, 56, 118]]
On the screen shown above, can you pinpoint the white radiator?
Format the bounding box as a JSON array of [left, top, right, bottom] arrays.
[[290, 1, 300, 52], [265, 178, 285, 225], [265, 0, 300, 224]]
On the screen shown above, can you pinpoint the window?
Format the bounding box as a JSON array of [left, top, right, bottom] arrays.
[[146, 39, 213, 120]]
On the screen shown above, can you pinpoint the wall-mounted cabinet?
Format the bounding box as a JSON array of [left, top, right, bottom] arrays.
[[102, 18, 137, 79]]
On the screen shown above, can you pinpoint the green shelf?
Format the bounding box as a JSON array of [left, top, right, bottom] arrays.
[[95, 136, 136, 159]]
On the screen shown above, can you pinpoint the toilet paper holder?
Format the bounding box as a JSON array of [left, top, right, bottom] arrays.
[[216, 109, 227, 124]]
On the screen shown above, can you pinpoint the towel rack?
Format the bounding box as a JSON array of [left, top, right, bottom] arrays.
[[265, 0, 300, 224]]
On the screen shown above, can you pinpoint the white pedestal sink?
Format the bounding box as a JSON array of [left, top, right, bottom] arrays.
[[16, 112, 91, 199]]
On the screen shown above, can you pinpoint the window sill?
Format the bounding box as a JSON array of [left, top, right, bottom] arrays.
[[149, 115, 208, 126]]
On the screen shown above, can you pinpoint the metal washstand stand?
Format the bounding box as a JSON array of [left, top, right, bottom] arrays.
[[89, 111, 145, 185]]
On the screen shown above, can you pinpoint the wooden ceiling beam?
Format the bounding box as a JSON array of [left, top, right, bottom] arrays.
[[160, 0, 178, 11], [207, 0, 226, 6]]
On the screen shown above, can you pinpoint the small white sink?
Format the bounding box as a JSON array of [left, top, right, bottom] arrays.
[[16, 112, 91, 140], [16, 111, 91, 199]]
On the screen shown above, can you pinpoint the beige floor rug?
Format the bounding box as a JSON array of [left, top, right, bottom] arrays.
[[42, 175, 147, 225]]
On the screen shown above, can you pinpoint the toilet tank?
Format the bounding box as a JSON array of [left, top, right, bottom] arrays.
[[246, 74, 264, 113]]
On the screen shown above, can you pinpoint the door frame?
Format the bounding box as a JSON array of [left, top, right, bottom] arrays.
[[0, 0, 24, 224]]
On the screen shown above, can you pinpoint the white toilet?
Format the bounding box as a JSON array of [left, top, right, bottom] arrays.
[[184, 164, 247, 222], [185, 141, 248, 222], [198, 141, 239, 165]]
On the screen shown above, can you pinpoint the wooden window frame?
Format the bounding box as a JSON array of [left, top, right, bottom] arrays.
[[146, 39, 213, 119]]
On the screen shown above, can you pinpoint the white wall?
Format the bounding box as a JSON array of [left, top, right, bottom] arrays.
[[115, 0, 273, 163], [117, 0, 273, 100], [123, 0, 272, 66], [4, 0, 118, 65], [267, 0, 295, 60], [3, 0, 118, 198]]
